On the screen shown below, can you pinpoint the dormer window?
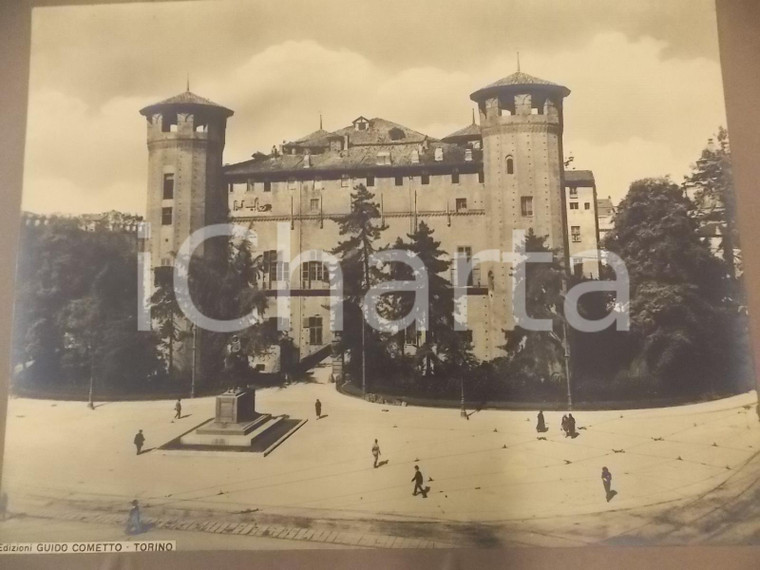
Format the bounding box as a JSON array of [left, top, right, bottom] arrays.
[[352, 116, 370, 131], [411, 150, 419, 164], [434, 147, 443, 162], [376, 151, 391, 165], [464, 148, 473, 162]]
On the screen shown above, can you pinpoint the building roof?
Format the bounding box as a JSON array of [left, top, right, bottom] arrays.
[[139, 90, 234, 117], [442, 122, 481, 143], [226, 140, 478, 178], [564, 170, 595, 185], [597, 198, 615, 217], [470, 71, 570, 102], [329, 117, 431, 146]]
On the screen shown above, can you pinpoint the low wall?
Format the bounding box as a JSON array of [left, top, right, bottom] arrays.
[[336, 380, 732, 411]]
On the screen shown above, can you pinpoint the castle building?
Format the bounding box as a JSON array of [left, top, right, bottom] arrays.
[[140, 71, 601, 372]]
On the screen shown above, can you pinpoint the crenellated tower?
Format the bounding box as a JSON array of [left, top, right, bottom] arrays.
[[470, 71, 571, 357], [139, 89, 233, 273]]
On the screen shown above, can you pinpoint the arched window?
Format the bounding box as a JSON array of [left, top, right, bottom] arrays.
[[506, 156, 514, 175]]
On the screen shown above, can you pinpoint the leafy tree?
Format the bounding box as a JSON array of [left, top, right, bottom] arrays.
[[331, 184, 387, 388], [603, 178, 731, 394], [13, 217, 164, 394], [683, 127, 739, 280]]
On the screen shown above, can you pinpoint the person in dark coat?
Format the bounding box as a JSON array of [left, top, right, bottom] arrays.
[[411, 465, 425, 496], [601, 467, 613, 501], [315, 399, 322, 419], [126, 500, 142, 534], [134, 429, 145, 455], [567, 413, 576, 437], [561, 415, 569, 437], [372, 439, 381, 468], [174, 399, 182, 420], [536, 411, 546, 433]]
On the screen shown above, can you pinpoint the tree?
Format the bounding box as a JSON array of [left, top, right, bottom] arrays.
[[499, 229, 566, 400], [683, 127, 739, 280], [331, 184, 387, 390], [603, 178, 731, 394], [387, 221, 477, 396]]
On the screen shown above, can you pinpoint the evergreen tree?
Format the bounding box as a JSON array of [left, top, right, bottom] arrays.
[[389, 221, 476, 393], [499, 229, 566, 398], [331, 184, 387, 389]]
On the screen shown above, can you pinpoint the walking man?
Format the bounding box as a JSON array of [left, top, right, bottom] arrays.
[[411, 465, 425, 497], [315, 398, 322, 419], [561, 415, 569, 437], [601, 467, 613, 501], [126, 500, 142, 534], [536, 410, 546, 433], [174, 399, 182, 420], [372, 439, 381, 468], [134, 429, 145, 455]]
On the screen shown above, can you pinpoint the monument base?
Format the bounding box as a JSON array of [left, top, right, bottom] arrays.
[[180, 413, 281, 447], [162, 387, 307, 455]]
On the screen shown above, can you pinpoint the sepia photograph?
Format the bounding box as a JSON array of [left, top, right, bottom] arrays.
[[1, 0, 759, 561]]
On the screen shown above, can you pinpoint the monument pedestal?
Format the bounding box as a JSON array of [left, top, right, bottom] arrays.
[[176, 387, 302, 452]]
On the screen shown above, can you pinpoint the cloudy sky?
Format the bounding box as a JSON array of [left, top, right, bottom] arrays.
[[23, 0, 727, 215]]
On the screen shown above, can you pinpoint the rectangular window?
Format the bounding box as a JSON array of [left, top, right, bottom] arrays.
[[456, 246, 473, 286], [451, 170, 460, 184], [570, 202, 579, 210], [395, 175, 404, 186], [161, 207, 172, 225], [264, 181, 272, 192], [306, 316, 323, 345], [310, 198, 320, 211], [421, 173, 430, 185], [520, 196, 534, 217], [314, 177, 323, 190], [478, 170, 484, 183], [341, 174, 350, 188], [162, 173, 174, 199], [367, 175, 375, 187], [569, 187, 578, 197], [455, 198, 467, 212], [301, 261, 326, 288], [584, 202, 591, 210], [571, 226, 581, 243]]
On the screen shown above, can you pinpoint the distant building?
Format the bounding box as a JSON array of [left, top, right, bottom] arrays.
[[140, 71, 601, 374]]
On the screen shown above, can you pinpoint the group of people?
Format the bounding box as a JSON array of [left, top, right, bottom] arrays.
[[535, 410, 577, 437]]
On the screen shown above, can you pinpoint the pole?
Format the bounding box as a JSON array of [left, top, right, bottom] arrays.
[[361, 318, 366, 395], [87, 339, 95, 410], [190, 323, 197, 398], [562, 320, 573, 410], [460, 376, 466, 418]]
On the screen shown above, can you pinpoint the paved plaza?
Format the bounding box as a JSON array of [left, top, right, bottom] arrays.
[[1, 369, 759, 548]]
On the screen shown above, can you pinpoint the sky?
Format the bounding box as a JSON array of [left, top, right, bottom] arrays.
[[22, 0, 727, 215]]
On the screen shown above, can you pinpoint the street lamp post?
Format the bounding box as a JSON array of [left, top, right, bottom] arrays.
[[460, 376, 467, 418], [190, 323, 197, 398], [87, 339, 95, 410]]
